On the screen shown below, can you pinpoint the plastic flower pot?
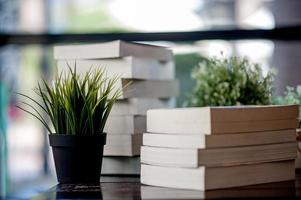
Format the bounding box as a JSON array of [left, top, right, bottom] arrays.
[[49, 133, 106, 184]]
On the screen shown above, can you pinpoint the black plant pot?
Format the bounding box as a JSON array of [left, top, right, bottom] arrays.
[[49, 134, 106, 184]]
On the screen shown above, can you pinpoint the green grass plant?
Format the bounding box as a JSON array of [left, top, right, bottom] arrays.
[[17, 67, 121, 135]]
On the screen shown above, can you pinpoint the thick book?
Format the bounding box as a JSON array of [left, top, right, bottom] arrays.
[[111, 98, 170, 115], [54, 76, 178, 99], [57, 57, 175, 80], [105, 115, 146, 134], [54, 40, 173, 61], [141, 142, 297, 167], [147, 105, 299, 134], [141, 160, 295, 190], [117, 79, 179, 99], [143, 129, 296, 149], [101, 157, 140, 175], [104, 134, 142, 156]]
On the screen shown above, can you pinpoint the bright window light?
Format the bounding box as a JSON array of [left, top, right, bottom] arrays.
[[107, 0, 204, 32]]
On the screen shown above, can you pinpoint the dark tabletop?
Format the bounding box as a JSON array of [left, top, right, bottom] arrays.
[[32, 173, 301, 200]]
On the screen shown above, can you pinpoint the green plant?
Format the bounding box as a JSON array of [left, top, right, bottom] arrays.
[[273, 86, 301, 127], [17, 67, 121, 135], [185, 56, 274, 107]]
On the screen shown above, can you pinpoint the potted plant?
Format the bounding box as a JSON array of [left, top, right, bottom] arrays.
[[184, 56, 274, 107], [17, 68, 120, 183]]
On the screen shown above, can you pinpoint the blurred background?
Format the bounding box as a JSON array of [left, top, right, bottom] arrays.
[[1, 0, 301, 198]]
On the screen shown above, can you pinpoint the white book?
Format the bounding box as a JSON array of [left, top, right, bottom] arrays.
[[111, 98, 171, 115], [54, 40, 173, 61], [147, 105, 299, 134], [141, 143, 297, 168], [114, 79, 179, 99], [104, 134, 142, 156], [143, 129, 296, 149], [54, 73, 178, 99], [56, 57, 175, 80], [105, 115, 146, 134], [101, 157, 140, 175], [141, 160, 295, 190]]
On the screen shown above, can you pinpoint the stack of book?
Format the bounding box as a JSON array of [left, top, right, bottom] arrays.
[[54, 40, 178, 175], [141, 105, 299, 190]]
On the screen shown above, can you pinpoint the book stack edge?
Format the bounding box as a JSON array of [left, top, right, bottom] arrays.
[[141, 105, 299, 190]]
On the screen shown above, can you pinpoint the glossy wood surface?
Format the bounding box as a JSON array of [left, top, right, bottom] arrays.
[[33, 172, 301, 199]]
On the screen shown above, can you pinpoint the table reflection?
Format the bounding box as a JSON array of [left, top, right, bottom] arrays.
[[32, 180, 297, 200]]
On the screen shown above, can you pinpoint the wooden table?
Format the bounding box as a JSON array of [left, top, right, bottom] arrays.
[[33, 173, 301, 199]]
